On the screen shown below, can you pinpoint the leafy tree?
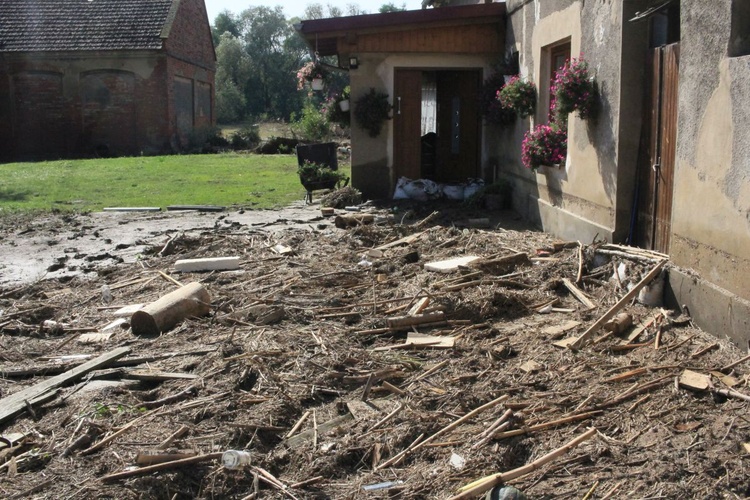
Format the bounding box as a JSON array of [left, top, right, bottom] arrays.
[[379, 2, 406, 13], [212, 10, 241, 46], [215, 32, 252, 122]]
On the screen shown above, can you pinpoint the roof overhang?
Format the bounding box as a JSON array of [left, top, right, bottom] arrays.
[[294, 3, 507, 58]]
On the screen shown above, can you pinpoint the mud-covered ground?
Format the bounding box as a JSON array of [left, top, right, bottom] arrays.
[[0, 201, 748, 499]]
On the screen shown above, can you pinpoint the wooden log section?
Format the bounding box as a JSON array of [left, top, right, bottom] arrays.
[[386, 311, 445, 329], [334, 214, 374, 228], [131, 282, 211, 336]]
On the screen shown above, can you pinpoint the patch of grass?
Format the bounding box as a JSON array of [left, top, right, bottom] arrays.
[[0, 153, 350, 214]]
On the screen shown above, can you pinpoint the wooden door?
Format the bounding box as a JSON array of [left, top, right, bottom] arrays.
[[636, 43, 679, 253], [393, 69, 423, 182], [435, 70, 481, 183]]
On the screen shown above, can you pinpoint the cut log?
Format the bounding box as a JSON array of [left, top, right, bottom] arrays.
[[334, 213, 374, 228], [603, 313, 633, 335], [569, 260, 667, 350], [0, 347, 130, 426], [131, 282, 211, 336], [174, 257, 240, 273]]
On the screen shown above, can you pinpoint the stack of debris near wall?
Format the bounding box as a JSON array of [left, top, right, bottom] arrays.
[[0, 206, 748, 499]]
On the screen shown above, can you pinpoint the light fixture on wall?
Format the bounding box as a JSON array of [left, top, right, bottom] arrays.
[[348, 56, 359, 70]]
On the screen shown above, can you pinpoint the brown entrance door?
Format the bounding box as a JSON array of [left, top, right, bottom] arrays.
[[435, 70, 481, 183], [393, 69, 424, 182], [636, 42, 679, 253]]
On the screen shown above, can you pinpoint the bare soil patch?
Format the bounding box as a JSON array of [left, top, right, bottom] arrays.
[[0, 202, 748, 499]]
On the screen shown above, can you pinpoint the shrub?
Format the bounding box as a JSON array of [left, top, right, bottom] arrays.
[[290, 101, 331, 143], [229, 124, 261, 150], [498, 76, 536, 119], [480, 73, 516, 126], [521, 124, 567, 170], [298, 160, 347, 186]]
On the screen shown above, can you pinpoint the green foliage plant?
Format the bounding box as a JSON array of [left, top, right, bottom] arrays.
[[290, 100, 331, 142], [498, 76, 537, 119], [297, 160, 347, 186], [353, 88, 392, 138], [481, 73, 515, 126], [230, 124, 261, 150], [323, 86, 351, 128]]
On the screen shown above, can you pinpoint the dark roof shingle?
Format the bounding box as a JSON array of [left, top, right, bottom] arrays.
[[0, 0, 174, 52]]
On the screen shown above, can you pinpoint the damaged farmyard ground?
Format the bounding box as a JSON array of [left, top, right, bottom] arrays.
[[0, 201, 748, 499]]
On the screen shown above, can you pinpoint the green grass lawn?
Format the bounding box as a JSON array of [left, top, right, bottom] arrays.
[[0, 153, 350, 214]]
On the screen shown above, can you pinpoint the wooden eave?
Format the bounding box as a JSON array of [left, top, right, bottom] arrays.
[[295, 3, 506, 57]]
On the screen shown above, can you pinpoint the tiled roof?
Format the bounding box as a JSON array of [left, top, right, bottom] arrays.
[[0, 0, 174, 52]]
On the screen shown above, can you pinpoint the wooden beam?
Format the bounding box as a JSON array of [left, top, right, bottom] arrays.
[[569, 260, 667, 350], [0, 347, 130, 426]]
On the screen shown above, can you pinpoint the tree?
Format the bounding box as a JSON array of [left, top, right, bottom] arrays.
[[212, 10, 241, 47], [215, 33, 252, 122], [379, 2, 406, 13]]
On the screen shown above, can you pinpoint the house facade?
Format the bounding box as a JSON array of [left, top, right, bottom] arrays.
[[499, 0, 749, 340], [0, 0, 216, 162], [297, 0, 750, 341]]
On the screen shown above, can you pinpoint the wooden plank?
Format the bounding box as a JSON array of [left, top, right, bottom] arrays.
[[562, 278, 596, 310], [174, 257, 240, 273], [284, 414, 354, 448], [424, 256, 482, 273], [568, 260, 667, 350], [123, 370, 199, 381], [0, 347, 130, 426]]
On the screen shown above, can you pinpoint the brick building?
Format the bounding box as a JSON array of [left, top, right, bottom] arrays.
[[0, 0, 216, 162]]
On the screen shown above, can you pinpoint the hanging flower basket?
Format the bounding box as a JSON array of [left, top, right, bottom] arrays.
[[296, 61, 328, 91], [521, 124, 567, 170], [497, 76, 537, 119], [552, 55, 596, 121], [480, 73, 515, 126]]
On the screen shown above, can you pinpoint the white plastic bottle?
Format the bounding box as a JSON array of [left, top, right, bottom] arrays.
[[222, 450, 251, 469]]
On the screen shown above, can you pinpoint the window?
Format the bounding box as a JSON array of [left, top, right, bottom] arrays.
[[730, 0, 750, 57], [539, 41, 571, 125]]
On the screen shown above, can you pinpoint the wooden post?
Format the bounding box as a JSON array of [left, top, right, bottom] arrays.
[[131, 282, 211, 336]]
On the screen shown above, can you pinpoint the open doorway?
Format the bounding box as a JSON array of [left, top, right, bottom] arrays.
[[393, 68, 481, 186]]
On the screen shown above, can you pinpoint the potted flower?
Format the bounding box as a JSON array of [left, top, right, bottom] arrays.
[[521, 124, 567, 170], [353, 88, 392, 137], [551, 55, 596, 121], [498, 76, 536, 119], [296, 61, 328, 91]]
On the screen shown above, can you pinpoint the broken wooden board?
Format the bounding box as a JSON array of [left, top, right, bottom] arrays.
[[113, 304, 145, 317], [373, 333, 454, 351], [270, 244, 294, 255], [124, 370, 199, 381], [678, 370, 710, 392], [562, 278, 596, 310], [346, 400, 400, 421], [174, 257, 240, 273], [284, 413, 354, 448], [424, 256, 482, 273], [77, 332, 114, 344], [520, 360, 543, 373], [374, 230, 427, 251], [0, 347, 130, 426], [542, 320, 581, 339], [621, 313, 662, 344]]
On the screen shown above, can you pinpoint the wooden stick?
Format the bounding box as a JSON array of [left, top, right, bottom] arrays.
[[570, 260, 666, 349], [157, 425, 190, 450], [492, 411, 600, 440], [286, 411, 311, 439], [720, 353, 750, 373], [562, 278, 596, 310], [576, 242, 584, 284], [290, 476, 323, 489], [369, 403, 404, 432], [82, 408, 161, 455], [375, 433, 424, 470], [101, 452, 222, 481], [361, 373, 376, 401], [376, 395, 509, 469], [157, 270, 184, 287], [690, 342, 719, 359], [386, 311, 445, 329], [450, 427, 597, 499]]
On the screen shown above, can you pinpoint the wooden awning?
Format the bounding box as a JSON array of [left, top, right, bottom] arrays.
[[294, 3, 506, 60]]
